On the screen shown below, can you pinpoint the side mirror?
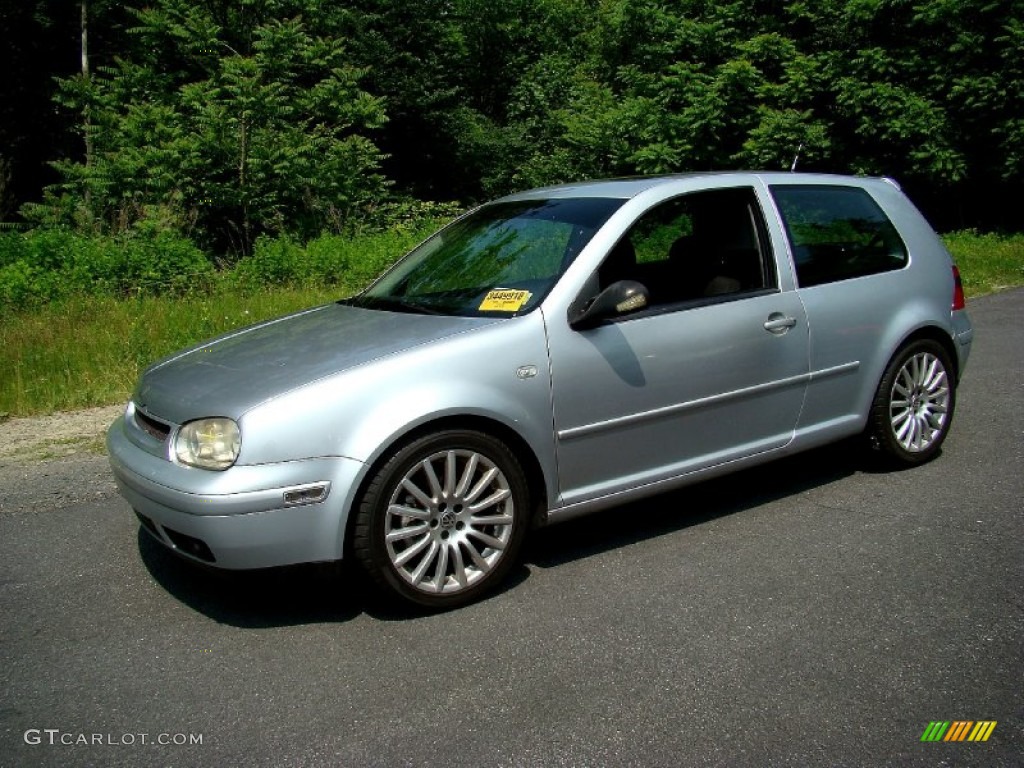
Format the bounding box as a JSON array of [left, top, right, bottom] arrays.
[[570, 280, 650, 330]]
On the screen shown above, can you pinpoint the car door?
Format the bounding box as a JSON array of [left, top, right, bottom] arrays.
[[545, 186, 810, 507]]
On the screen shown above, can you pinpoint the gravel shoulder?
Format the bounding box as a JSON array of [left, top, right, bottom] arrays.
[[0, 404, 122, 513], [0, 404, 123, 463]]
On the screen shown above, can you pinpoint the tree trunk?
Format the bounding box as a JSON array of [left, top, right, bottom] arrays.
[[81, 0, 93, 213]]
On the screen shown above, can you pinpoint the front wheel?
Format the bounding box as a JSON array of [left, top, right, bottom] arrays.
[[867, 339, 956, 465], [353, 430, 531, 609]]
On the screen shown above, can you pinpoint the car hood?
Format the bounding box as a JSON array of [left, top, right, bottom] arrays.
[[134, 303, 500, 424]]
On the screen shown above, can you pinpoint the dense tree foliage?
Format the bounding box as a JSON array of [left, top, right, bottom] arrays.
[[480, 0, 1024, 226], [22, 0, 388, 254], [4, 0, 1023, 252]]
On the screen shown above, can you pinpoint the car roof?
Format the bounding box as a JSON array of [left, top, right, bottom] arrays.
[[499, 172, 897, 202]]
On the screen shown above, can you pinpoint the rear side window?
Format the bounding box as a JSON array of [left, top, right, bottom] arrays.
[[771, 185, 908, 287]]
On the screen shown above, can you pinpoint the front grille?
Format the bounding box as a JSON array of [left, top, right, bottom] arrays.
[[134, 408, 171, 442]]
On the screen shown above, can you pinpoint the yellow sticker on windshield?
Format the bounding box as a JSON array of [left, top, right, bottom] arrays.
[[479, 289, 532, 312]]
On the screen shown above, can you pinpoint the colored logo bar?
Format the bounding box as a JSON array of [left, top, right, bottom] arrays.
[[921, 721, 997, 742]]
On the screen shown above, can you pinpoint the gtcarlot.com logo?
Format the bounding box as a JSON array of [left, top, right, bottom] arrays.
[[920, 721, 997, 742], [24, 729, 203, 747]]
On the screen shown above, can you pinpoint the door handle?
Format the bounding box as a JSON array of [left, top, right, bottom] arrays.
[[763, 313, 797, 334]]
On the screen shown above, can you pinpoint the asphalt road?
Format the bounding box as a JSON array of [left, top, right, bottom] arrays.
[[2, 289, 1021, 767]]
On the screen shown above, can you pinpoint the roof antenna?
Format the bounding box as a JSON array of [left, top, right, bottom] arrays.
[[790, 143, 804, 172]]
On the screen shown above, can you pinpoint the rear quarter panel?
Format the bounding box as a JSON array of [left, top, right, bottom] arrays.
[[764, 177, 958, 445]]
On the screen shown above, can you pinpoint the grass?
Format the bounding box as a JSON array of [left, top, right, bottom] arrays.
[[1, 232, 1021, 418], [1, 286, 341, 415], [942, 231, 1024, 296]]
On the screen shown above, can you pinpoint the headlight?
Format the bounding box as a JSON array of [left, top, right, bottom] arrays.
[[174, 418, 241, 470]]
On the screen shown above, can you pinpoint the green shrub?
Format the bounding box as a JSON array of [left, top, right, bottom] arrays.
[[231, 235, 307, 290], [1, 208, 457, 312], [306, 232, 398, 290], [227, 219, 448, 294], [0, 230, 32, 267], [117, 230, 214, 296], [0, 259, 48, 308], [0, 227, 214, 311], [320, 217, 450, 290]]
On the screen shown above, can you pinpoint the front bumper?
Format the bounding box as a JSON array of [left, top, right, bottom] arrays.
[[107, 416, 365, 569]]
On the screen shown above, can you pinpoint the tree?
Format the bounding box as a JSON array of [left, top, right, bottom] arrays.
[[20, 0, 1024, 239], [30, 0, 388, 255]]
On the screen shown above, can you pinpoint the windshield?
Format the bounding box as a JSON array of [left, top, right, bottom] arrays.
[[351, 197, 624, 316]]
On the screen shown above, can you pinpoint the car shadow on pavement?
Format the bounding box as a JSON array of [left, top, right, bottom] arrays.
[[138, 437, 870, 626], [137, 532, 367, 627], [525, 436, 869, 570], [138, 526, 533, 625]]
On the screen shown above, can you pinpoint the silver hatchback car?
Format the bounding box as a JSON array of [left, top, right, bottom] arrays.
[[108, 173, 973, 608]]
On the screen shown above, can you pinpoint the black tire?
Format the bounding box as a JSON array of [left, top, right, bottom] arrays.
[[866, 339, 956, 466], [353, 429, 531, 609]]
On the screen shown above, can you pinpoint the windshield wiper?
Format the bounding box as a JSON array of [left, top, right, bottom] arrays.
[[341, 295, 445, 315]]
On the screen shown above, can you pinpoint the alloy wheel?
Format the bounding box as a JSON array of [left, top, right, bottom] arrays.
[[888, 351, 950, 453], [383, 448, 516, 595]]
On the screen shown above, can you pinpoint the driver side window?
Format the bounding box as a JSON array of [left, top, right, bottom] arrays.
[[598, 187, 774, 307]]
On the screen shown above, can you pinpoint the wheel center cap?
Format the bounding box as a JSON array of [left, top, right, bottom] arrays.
[[439, 510, 457, 530]]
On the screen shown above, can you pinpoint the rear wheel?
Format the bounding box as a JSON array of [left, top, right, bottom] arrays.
[[353, 430, 530, 609], [867, 340, 956, 465]]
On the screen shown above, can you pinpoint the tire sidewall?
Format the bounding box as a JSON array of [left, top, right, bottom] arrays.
[[355, 429, 531, 609]]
